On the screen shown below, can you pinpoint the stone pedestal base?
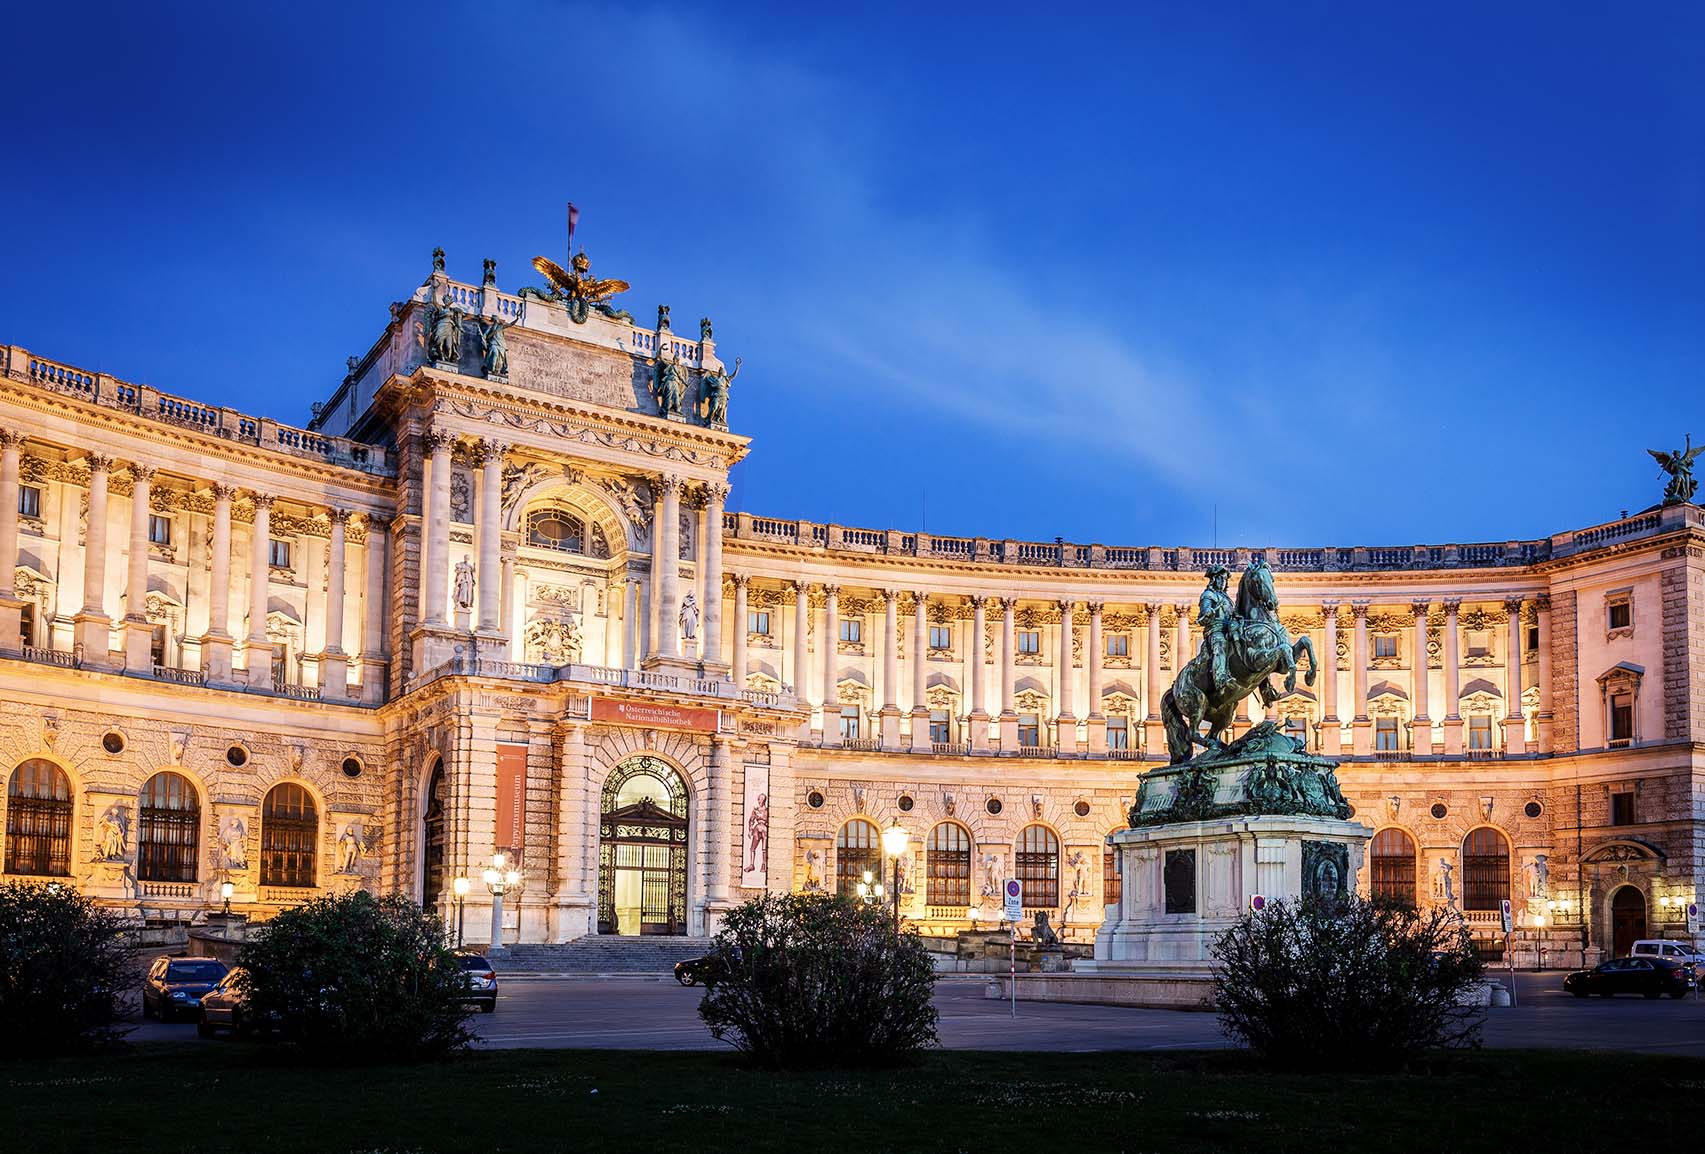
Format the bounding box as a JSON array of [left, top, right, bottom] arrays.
[[908, 707, 931, 753], [997, 712, 1018, 751], [73, 613, 113, 669], [1055, 713, 1077, 754], [122, 616, 155, 673], [0, 597, 23, 655], [409, 623, 466, 675], [244, 639, 274, 688], [1084, 715, 1106, 754], [641, 654, 704, 678], [1443, 716, 1464, 755], [968, 710, 991, 752], [877, 707, 902, 751], [318, 649, 349, 699], [1351, 717, 1372, 756], [1087, 814, 1372, 976], [200, 632, 235, 685]]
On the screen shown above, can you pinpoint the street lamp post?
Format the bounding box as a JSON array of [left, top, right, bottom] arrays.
[[452, 876, 470, 949], [482, 852, 521, 950], [881, 822, 909, 935], [220, 880, 233, 915]]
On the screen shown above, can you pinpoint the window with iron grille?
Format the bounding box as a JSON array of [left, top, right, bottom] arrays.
[[1461, 826, 1510, 911], [1611, 791, 1634, 826], [4, 759, 72, 876], [1607, 599, 1632, 631], [1103, 848, 1122, 907], [1106, 717, 1128, 750], [1016, 824, 1059, 908], [926, 822, 971, 907], [261, 783, 318, 888], [525, 509, 585, 554], [835, 819, 881, 897], [1370, 827, 1416, 904], [138, 771, 200, 883]]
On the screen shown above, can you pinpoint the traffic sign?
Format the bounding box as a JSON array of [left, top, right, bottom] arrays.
[[1003, 878, 1023, 922], [1499, 898, 1513, 933], [1689, 902, 1699, 935], [1249, 894, 1266, 912]]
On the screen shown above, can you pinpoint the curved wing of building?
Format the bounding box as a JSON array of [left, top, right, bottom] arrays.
[[0, 249, 1697, 967]]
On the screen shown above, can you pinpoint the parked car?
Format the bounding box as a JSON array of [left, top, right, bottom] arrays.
[[196, 967, 262, 1038], [457, 953, 498, 1013], [141, 956, 229, 1023], [1563, 956, 1695, 999], [1630, 940, 1705, 979], [674, 952, 735, 987]]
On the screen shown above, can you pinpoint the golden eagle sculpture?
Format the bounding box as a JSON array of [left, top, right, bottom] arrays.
[[525, 251, 633, 324]]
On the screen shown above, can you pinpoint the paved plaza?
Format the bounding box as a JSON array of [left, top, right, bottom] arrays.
[[126, 972, 1705, 1056]]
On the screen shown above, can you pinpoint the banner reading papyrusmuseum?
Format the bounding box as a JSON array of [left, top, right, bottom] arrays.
[[496, 743, 528, 851]]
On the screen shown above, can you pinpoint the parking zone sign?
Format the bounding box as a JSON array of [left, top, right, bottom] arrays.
[[1499, 898, 1513, 933], [1689, 902, 1700, 936], [1003, 878, 1023, 922]]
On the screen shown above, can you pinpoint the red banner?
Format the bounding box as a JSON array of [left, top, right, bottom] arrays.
[[591, 697, 719, 733], [496, 743, 528, 851]]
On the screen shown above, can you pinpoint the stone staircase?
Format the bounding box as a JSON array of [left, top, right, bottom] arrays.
[[494, 935, 713, 973]]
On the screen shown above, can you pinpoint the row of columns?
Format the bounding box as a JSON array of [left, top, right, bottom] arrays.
[[0, 435, 378, 699], [724, 580, 1553, 757]]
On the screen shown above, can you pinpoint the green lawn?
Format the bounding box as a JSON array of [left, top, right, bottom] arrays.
[[1, 1045, 1695, 1153]]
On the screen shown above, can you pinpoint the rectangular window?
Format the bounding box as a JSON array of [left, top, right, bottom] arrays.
[[268, 539, 291, 568], [1466, 630, 1490, 658], [1611, 791, 1634, 826], [748, 610, 770, 636], [1017, 714, 1040, 747], [1468, 716, 1493, 750], [1373, 635, 1397, 659], [1283, 717, 1308, 747], [1608, 600, 1632, 631], [18, 485, 41, 518], [839, 619, 861, 643], [148, 514, 171, 546], [1610, 693, 1633, 744], [929, 710, 951, 744], [929, 625, 952, 651], [1017, 630, 1040, 655], [1374, 717, 1400, 752], [838, 706, 860, 741], [271, 645, 289, 686], [1106, 717, 1128, 750], [1106, 634, 1128, 658], [20, 603, 35, 648], [1525, 626, 1539, 653], [149, 626, 166, 669]]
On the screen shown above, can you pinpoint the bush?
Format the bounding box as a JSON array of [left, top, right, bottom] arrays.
[[0, 881, 128, 1053], [697, 893, 938, 1067], [239, 890, 472, 1061], [1212, 893, 1484, 1068]]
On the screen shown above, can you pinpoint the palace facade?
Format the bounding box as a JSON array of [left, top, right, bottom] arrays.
[[1, 250, 1700, 965]]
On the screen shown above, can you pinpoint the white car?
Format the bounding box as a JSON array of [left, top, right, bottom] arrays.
[[1630, 940, 1704, 978]]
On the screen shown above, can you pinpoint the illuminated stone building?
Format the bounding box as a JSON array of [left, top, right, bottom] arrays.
[[0, 248, 1699, 965]]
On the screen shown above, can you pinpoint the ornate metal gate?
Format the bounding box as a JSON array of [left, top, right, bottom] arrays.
[[597, 755, 688, 936]]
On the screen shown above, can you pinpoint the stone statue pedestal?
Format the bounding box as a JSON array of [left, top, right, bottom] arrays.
[[0, 597, 25, 655], [453, 607, 472, 632]]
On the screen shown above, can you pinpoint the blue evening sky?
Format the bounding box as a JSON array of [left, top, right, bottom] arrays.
[[3, 3, 1701, 548]]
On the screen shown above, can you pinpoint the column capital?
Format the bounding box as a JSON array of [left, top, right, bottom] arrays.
[[997, 596, 1017, 613], [129, 463, 158, 484], [703, 481, 731, 504], [967, 594, 987, 609], [729, 572, 750, 589], [1502, 596, 1525, 615], [1349, 600, 1371, 619], [250, 493, 276, 512], [472, 438, 510, 465], [881, 587, 901, 604], [1535, 592, 1551, 612], [1410, 598, 1432, 617], [654, 473, 685, 497], [85, 453, 116, 474], [1320, 598, 1340, 611], [210, 482, 239, 502], [0, 429, 27, 449], [1086, 600, 1103, 616], [821, 583, 840, 599], [1057, 598, 1077, 615], [1441, 597, 1462, 614], [1144, 601, 1162, 614], [327, 507, 355, 526], [421, 430, 455, 454], [791, 579, 812, 595]]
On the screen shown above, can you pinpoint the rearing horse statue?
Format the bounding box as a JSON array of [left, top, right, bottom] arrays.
[[1160, 559, 1316, 764]]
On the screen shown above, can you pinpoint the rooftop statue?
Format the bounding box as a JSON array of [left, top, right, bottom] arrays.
[[653, 344, 685, 418], [426, 293, 464, 365], [702, 356, 740, 427], [1162, 559, 1316, 765], [475, 312, 518, 379], [1648, 434, 1701, 505], [527, 250, 633, 325]]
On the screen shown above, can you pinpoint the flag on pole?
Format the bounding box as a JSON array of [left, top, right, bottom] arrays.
[[567, 202, 580, 253]]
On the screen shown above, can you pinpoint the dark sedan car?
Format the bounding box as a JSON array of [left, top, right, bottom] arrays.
[[141, 956, 229, 1022], [674, 951, 738, 987], [196, 966, 262, 1038], [1564, 956, 1694, 999]]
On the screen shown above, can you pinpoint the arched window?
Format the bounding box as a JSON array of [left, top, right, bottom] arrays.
[[260, 783, 318, 888], [925, 822, 972, 907], [1461, 826, 1510, 911], [1369, 827, 1416, 905], [138, 771, 200, 883], [1103, 845, 1122, 908], [1017, 824, 1059, 908], [525, 509, 585, 554], [835, 819, 881, 897], [5, 760, 72, 876], [421, 761, 446, 908]]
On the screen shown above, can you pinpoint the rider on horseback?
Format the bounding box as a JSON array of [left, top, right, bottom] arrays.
[[1197, 565, 1235, 696]]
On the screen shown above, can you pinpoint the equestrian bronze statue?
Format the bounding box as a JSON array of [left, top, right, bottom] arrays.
[[1160, 559, 1316, 764]]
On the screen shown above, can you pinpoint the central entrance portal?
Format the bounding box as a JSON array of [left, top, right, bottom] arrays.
[[598, 755, 688, 936]]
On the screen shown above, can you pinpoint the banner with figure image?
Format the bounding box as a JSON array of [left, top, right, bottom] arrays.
[[741, 763, 769, 888]]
